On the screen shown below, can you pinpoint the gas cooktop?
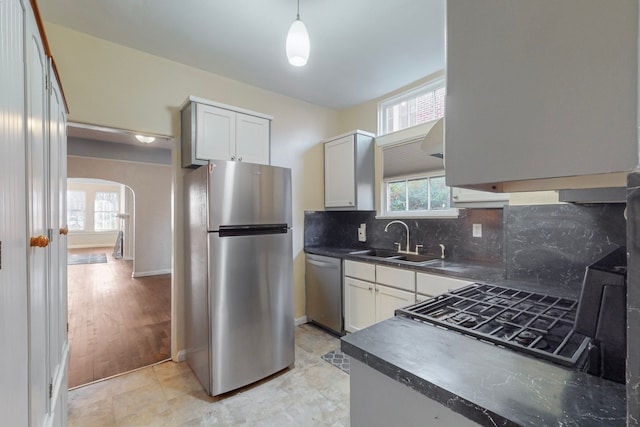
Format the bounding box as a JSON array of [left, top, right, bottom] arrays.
[[396, 283, 590, 368]]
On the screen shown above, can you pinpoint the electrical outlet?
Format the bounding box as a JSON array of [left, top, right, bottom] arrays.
[[358, 223, 367, 242], [472, 223, 482, 238]]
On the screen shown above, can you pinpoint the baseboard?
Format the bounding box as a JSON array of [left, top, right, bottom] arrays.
[[295, 315, 308, 326], [176, 349, 187, 362], [132, 269, 171, 278]]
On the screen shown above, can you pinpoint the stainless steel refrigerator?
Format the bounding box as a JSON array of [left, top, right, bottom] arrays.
[[183, 160, 294, 396]]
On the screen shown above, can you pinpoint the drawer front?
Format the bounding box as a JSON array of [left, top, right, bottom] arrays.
[[416, 273, 473, 296], [344, 260, 376, 282], [376, 265, 415, 292]]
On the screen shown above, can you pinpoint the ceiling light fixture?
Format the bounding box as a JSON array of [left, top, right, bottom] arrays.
[[286, 0, 310, 67], [135, 135, 155, 144]]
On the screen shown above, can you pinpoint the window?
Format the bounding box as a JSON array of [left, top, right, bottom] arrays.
[[378, 77, 445, 136], [67, 191, 86, 231], [386, 174, 453, 216], [94, 191, 119, 231]]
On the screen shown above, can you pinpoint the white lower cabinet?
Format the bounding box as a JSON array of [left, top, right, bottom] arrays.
[[375, 284, 415, 322], [416, 272, 473, 301], [344, 261, 415, 332], [344, 277, 376, 332]]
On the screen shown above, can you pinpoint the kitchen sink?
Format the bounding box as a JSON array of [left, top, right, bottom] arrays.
[[349, 249, 440, 264]]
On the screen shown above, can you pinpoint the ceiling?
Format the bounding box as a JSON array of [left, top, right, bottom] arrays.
[[67, 122, 174, 150], [37, 0, 445, 110]]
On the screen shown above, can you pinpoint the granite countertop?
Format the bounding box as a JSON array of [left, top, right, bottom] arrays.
[[304, 245, 506, 283], [341, 316, 626, 427]]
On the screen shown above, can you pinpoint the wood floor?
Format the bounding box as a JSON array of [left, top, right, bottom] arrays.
[[67, 247, 171, 389]]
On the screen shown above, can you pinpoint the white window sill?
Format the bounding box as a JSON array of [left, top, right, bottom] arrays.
[[376, 208, 460, 220]]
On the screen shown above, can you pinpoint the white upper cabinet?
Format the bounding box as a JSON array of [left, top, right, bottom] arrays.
[[445, 0, 637, 192], [324, 130, 375, 210], [181, 97, 272, 168]]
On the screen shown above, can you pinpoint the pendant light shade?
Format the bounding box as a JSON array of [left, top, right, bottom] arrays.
[[286, 0, 310, 67]]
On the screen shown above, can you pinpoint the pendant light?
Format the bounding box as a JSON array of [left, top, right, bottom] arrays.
[[286, 0, 310, 67]]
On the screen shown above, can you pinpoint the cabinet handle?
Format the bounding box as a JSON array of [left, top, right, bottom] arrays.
[[375, 288, 379, 294], [30, 235, 49, 248], [238, 157, 243, 162], [453, 195, 459, 200], [349, 201, 353, 205], [368, 286, 373, 291], [231, 156, 236, 161], [59, 227, 68, 235]]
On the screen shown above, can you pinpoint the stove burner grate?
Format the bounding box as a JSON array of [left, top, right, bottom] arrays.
[[395, 283, 590, 368]]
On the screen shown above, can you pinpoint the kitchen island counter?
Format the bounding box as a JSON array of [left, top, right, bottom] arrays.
[[341, 316, 625, 427]]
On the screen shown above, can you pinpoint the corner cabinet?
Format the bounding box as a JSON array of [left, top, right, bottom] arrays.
[[445, 0, 637, 192], [181, 96, 272, 168], [324, 130, 375, 210]]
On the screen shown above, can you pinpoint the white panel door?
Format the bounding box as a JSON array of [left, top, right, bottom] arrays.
[[235, 113, 270, 164], [324, 135, 356, 208], [344, 277, 375, 333], [375, 285, 415, 323], [196, 104, 235, 161], [26, 9, 51, 426], [0, 0, 29, 424]]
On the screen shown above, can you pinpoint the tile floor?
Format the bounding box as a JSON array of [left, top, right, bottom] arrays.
[[68, 324, 350, 426]]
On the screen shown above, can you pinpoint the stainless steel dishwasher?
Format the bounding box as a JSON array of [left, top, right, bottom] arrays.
[[305, 253, 344, 336]]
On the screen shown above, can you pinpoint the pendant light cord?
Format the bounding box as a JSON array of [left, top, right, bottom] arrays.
[[297, 0, 300, 20]]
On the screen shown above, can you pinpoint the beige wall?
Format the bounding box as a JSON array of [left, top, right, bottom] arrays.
[[45, 23, 339, 360]]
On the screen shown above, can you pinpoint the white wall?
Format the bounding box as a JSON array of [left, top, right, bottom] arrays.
[[67, 156, 172, 277], [44, 22, 339, 359]]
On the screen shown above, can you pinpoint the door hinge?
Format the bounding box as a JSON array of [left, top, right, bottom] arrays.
[[67, 322, 69, 333], [49, 382, 52, 399]]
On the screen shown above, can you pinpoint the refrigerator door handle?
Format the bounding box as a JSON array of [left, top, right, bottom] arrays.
[[218, 224, 288, 237]]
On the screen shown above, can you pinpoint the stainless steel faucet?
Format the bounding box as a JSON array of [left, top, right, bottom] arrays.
[[385, 220, 421, 254]]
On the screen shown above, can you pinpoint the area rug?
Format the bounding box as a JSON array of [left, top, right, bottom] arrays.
[[67, 253, 108, 265], [321, 349, 350, 375]]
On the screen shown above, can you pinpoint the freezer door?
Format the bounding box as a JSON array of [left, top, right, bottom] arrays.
[[207, 160, 292, 230], [208, 230, 294, 396]]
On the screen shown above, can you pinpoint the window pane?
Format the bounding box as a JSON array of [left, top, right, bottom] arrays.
[[379, 80, 446, 135], [94, 191, 119, 231], [407, 178, 429, 211], [429, 176, 451, 210], [388, 181, 407, 211], [67, 191, 86, 231]]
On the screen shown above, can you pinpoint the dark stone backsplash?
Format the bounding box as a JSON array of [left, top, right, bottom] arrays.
[[305, 203, 626, 289], [304, 209, 504, 264], [504, 204, 626, 285]]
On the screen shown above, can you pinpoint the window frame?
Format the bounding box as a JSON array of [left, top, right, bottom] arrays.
[[67, 190, 87, 232], [379, 170, 459, 219], [377, 76, 445, 136]]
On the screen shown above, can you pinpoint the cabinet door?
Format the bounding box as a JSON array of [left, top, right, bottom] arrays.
[[324, 135, 356, 208], [48, 66, 68, 402], [344, 277, 375, 333], [236, 113, 270, 165], [26, 9, 50, 425], [196, 104, 235, 161], [375, 285, 415, 323], [446, 0, 637, 188], [0, 0, 29, 424]]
